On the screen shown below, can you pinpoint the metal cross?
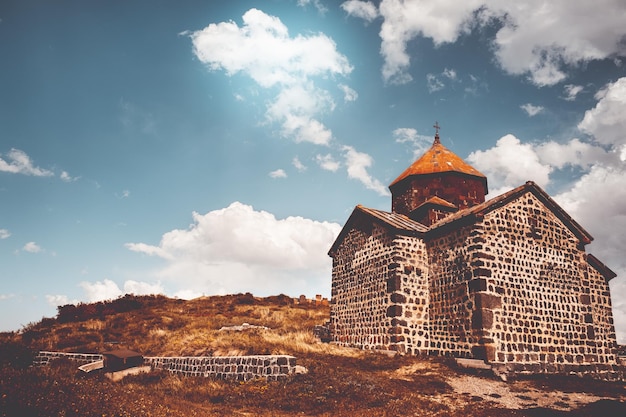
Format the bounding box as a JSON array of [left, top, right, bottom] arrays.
[[433, 121, 441, 135]]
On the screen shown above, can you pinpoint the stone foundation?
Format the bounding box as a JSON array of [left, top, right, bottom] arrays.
[[33, 351, 298, 381]]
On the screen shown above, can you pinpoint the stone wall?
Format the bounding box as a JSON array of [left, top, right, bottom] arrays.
[[33, 351, 103, 366], [330, 223, 395, 350], [391, 173, 486, 216], [478, 193, 617, 369], [33, 351, 298, 381], [329, 189, 620, 379], [145, 355, 297, 381]]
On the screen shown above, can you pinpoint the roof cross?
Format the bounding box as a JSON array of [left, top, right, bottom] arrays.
[[433, 121, 441, 144]]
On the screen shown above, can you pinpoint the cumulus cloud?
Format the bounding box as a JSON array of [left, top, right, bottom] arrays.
[[79, 279, 164, 303], [0, 149, 53, 177], [520, 103, 544, 117], [341, 0, 380, 22], [316, 153, 341, 172], [366, 0, 626, 86], [22, 242, 42, 253], [342, 146, 390, 196], [190, 8, 352, 145], [0, 229, 10, 239], [125, 203, 341, 298], [269, 169, 287, 179], [578, 77, 626, 151]]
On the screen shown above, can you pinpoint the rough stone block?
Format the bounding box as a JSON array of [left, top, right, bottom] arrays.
[[387, 305, 402, 318], [474, 293, 502, 310]]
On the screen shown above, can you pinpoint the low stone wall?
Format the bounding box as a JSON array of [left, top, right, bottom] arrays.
[[491, 362, 625, 382], [33, 351, 103, 366], [145, 355, 297, 381], [33, 351, 298, 381]]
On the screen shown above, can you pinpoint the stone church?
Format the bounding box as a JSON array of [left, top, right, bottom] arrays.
[[328, 128, 620, 377]]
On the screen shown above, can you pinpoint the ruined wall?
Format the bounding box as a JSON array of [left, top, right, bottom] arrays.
[[33, 351, 103, 366], [330, 223, 395, 350], [476, 193, 618, 373], [33, 351, 297, 381], [145, 355, 297, 381]]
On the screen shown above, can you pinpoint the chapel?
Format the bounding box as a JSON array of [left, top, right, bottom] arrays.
[[328, 126, 620, 378]]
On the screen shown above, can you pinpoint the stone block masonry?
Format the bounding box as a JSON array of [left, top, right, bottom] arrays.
[[33, 351, 298, 381], [33, 351, 103, 366], [145, 355, 298, 381]]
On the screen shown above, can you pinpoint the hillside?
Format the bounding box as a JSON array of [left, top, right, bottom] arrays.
[[1, 293, 625, 416]]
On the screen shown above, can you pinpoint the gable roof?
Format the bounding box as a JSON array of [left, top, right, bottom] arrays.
[[587, 254, 617, 282], [429, 181, 593, 245], [328, 205, 427, 256], [329, 181, 595, 257], [389, 137, 487, 188]]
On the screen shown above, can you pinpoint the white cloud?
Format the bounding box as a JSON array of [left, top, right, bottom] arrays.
[[339, 84, 358, 102], [298, 0, 328, 14], [45, 294, 77, 307], [116, 190, 131, 199], [372, 0, 626, 86], [79, 279, 164, 303], [468, 134, 552, 195], [563, 84, 584, 101], [316, 153, 341, 172], [269, 169, 287, 179], [0, 149, 53, 177], [190, 8, 352, 145], [426, 73, 445, 93], [0, 294, 15, 301], [520, 103, 544, 117], [292, 156, 307, 172], [578, 77, 626, 150], [341, 0, 380, 22], [60, 171, 79, 182], [393, 127, 433, 158], [22, 241, 42, 253], [426, 68, 458, 92], [266, 84, 335, 145], [342, 146, 390, 196], [535, 138, 612, 169], [125, 202, 341, 297], [0, 229, 10, 239]]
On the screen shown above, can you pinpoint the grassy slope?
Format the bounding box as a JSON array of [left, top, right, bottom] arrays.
[[1, 294, 625, 417]]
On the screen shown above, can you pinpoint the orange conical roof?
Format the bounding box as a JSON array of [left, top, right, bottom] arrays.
[[389, 134, 486, 187]]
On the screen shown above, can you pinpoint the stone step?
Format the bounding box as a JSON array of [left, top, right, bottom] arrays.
[[455, 358, 492, 370]]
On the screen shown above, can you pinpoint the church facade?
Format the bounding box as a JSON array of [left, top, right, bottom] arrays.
[[328, 131, 619, 377]]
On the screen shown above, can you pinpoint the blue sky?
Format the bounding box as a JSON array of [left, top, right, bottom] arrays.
[[1, 0, 626, 342]]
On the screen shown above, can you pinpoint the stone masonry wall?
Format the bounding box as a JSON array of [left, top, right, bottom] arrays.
[[384, 235, 430, 354], [426, 223, 480, 359], [33, 351, 103, 366], [475, 193, 618, 372], [33, 351, 297, 381], [330, 223, 395, 350], [145, 355, 297, 381]]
